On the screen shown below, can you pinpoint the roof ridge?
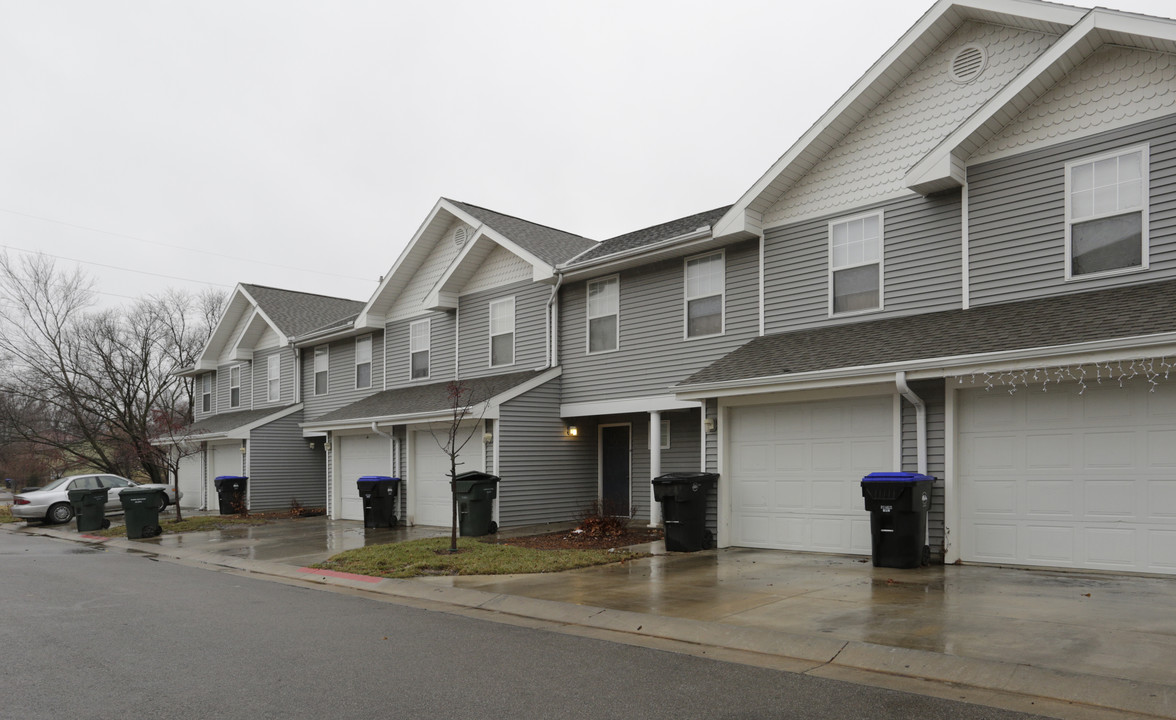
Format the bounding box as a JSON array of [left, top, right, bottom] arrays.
[[601, 205, 733, 243], [446, 198, 595, 241], [241, 283, 366, 304]]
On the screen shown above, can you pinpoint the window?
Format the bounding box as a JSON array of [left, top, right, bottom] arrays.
[[314, 346, 329, 396], [660, 420, 671, 450], [267, 355, 281, 402], [489, 297, 515, 367], [587, 276, 619, 353], [355, 335, 372, 389], [410, 320, 430, 380], [685, 252, 724, 337], [829, 212, 883, 314], [229, 366, 241, 408], [201, 373, 212, 413], [1066, 145, 1148, 278]]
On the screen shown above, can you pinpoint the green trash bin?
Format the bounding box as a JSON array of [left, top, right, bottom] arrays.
[[67, 487, 111, 532], [119, 487, 164, 539], [453, 471, 499, 537]]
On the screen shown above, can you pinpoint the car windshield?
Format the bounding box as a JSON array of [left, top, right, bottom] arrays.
[[35, 477, 72, 492]]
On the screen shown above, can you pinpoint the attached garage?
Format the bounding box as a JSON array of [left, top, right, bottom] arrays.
[[728, 395, 894, 553], [335, 434, 392, 521], [176, 452, 202, 510], [411, 423, 483, 527], [209, 442, 243, 512], [959, 381, 1176, 575]]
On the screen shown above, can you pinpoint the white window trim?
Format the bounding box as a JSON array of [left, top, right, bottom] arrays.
[[683, 250, 725, 340], [229, 365, 242, 409], [267, 355, 281, 402], [1063, 143, 1150, 282], [314, 345, 329, 397], [410, 319, 431, 381], [488, 296, 516, 368], [355, 334, 373, 390], [827, 209, 885, 317], [201, 373, 212, 413], [586, 274, 620, 355], [660, 419, 671, 450]]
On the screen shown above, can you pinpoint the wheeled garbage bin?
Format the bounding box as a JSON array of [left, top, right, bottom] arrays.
[[213, 475, 248, 515], [861, 472, 935, 568], [356, 476, 400, 528], [652, 472, 718, 552], [68, 487, 111, 532], [119, 487, 165, 539], [453, 471, 499, 536]]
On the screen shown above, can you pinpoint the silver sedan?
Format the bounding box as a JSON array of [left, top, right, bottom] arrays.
[[11, 474, 181, 524]]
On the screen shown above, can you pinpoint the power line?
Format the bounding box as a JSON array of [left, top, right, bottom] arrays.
[[0, 244, 235, 289]]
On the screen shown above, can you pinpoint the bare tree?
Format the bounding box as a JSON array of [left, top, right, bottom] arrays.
[[428, 379, 487, 552]]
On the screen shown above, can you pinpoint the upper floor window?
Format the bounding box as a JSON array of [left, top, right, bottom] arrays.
[[1066, 145, 1148, 279], [685, 251, 724, 338], [355, 335, 373, 389], [829, 211, 883, 315], [410, 320, 430, 380], [587, 276, 619, 353], [267, 355, 280, 402], [489, 297, 515, 367], [314, 346, 329, 396], [229, 366, 241, 408], [201, 373, 212, 413]]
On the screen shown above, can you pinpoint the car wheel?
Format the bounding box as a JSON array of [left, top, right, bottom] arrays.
[[47, 502, 74, 525], [157, 495, 170, 511]]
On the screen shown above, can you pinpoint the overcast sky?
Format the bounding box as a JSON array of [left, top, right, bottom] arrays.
[[2, 0, 1174, 309]]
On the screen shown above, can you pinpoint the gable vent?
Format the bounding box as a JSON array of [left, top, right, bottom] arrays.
[[950, 45, 987, 84], [453, 226, 468, 248]]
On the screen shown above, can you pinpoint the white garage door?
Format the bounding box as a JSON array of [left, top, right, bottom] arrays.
[[176, 452, 201, 509], [337, 434, 392, 521], [210, 442, 243, 512], [960, 381, 1176, 575], [412, 425, 481, 527], [729, 396, 893, 553]]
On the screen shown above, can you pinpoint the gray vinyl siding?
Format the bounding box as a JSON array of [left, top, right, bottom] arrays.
[[251, 347, 295, 410], [497, 377, 598, 527], [458, 280, 549, 377], [560, 239, 760, 404], [969, 114, 1176, 305], [900, 379, 945, 563], [382, 312, 456, 390], [763, 192, 963, 334], [217, 362, 252, 412], [301, 330, 385, 420], [705, 398, 719, 533], [248, 411, 326, 511]]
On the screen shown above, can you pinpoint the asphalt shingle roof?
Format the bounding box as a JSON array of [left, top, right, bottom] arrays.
[[309, 370, 549, 424], [679, 280, 1176, 388], [241, 284, 366, 339], [186, 406, 297, 437], [446, 200, 597, 266], [567, 206, 732, 267]]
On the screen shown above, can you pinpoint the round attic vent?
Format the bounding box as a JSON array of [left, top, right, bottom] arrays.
[[453, 226, 468, 248], [950, 44, 987, 84]]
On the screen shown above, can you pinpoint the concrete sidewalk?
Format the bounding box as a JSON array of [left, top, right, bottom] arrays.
[[8, 516, 1174, 719]]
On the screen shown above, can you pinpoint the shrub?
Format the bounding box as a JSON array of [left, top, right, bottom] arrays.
[[575, 499, 633, 538]]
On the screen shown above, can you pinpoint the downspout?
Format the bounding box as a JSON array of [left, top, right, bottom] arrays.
[[290, 338, 300, 403], [541, 272, 563, 370], [895, 371, 927, 475], [371, 421, 397, 475]]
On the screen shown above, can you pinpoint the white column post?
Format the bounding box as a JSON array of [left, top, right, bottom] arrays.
[[649, 410, 662, 527]]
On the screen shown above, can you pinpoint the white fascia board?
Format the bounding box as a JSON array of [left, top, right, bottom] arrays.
[[236, 286, 290, 346], [194, 284, 251, 369], [561, 394, 699, 418], [292, 324, 363, 349], [228, 308, 266, 362], [558, 228, 717, 280], [674, 332, 1176, 400], [356, 198, 451, 328]]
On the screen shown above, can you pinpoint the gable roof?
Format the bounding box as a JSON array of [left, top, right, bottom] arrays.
[[564, 206, 732, 268], [180, 405, 302, 441], [676, 279, 1176, 394], [445, 200, 596, 266], [240, 284, 366, 339]]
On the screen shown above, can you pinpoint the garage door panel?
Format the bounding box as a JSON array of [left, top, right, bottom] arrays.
[[1083, 388, 1131, 419], [1026, 434, 1072, 468], [1086, 480, 1136, 518], [413, 425, 481, 527], [1085, 527, 1135, 567], [851, 438, 890, 467], [1024, 525, 1074, 563], [1146, 431, 1176, 466], [971, 522, 1018, 561], [966, 435, 1017, 470], [1084, 431, 1136, 468], [1026, 480, 1074, 517], [337, 435, 392, 522], [1151, 481, 1176, 518], [1149, 530, 1176, 570]]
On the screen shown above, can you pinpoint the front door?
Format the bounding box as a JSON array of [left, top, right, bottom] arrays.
[[600, 424, 631, 515]]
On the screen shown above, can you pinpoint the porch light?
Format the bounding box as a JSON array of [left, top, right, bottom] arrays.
[[566, 424, 578, 437], [704, 418, 716, 433], [483, 432, 493, 443]]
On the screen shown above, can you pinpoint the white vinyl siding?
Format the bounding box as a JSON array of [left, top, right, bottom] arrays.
[[685, 251, 724, 338], [586, 276, 619, 354], [355, 335, 372, 390], [489, 297, 515, 367], [410, 319, 430, 380], [229, 366, 241, 408], [267, 355, 280, 402], [829, 211, 883, 315], [314, 346, 329, 396], [1065, 145, 1149, 279]]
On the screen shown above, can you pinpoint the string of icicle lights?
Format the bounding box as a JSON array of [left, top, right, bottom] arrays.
[[953, 357, 1173, 395]]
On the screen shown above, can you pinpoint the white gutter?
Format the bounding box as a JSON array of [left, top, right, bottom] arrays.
[[557, 227, 714, 276], [895, 371, 927, 475], [541, 273, 564, 369], [370, 422, 397, 478]]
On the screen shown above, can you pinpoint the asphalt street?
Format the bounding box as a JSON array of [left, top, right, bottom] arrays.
[[3, 533, 1053, 720]]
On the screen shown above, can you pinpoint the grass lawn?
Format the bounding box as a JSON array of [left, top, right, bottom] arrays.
[[311, 536, 648, 579], [0, 505, 17, 524], [88, 514, 270, 537]]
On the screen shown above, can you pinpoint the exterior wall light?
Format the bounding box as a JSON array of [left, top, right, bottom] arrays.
[[704, 418, 716, 433], [483, 432, 494, 443], [566, 424, 578, 437]]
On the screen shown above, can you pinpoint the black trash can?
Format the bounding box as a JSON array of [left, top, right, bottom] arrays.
[[453, 471, 499, 537], [213, 475, 248, 515], [652, 472, 718, 552], [356, 476, 400, 528], [119, 487, 165, 539], [68, 487, 111, 532], [861, 472, 934, 568]]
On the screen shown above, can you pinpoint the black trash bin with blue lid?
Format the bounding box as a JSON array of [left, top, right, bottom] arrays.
[[652, 472, 718, 552], [213, 475, 248, 515], [861, 472, 934, 568], [453, 471, 499, 536], [356, 476, 400, 528]]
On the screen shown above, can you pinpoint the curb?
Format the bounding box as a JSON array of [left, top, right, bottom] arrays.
[[10, 523, 1173, 719]]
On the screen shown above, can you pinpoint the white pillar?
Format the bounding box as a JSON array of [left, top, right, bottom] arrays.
[[649, 410, 662, 527]]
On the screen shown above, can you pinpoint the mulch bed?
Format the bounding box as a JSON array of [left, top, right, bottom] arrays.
[[488, 527, 663, 551]]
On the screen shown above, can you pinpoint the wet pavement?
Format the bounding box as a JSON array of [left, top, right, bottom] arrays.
[[9, 515, 1175, 719]]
